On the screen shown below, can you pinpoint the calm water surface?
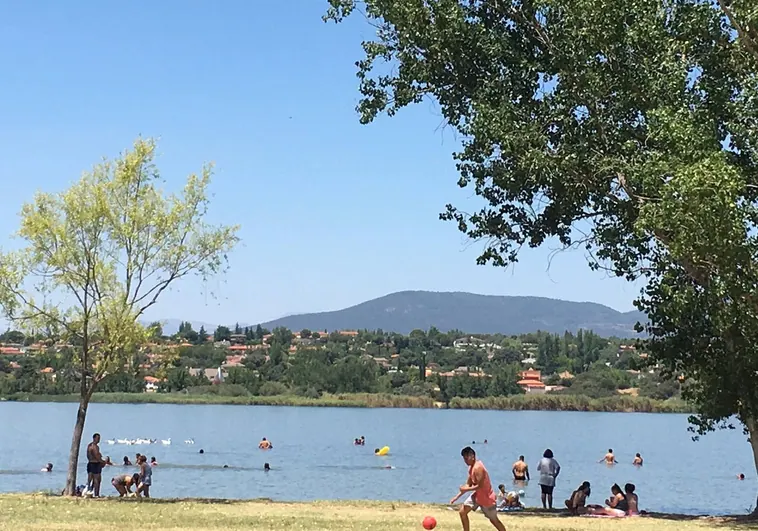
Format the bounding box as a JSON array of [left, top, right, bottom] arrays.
[[0, 402, 754, 515]]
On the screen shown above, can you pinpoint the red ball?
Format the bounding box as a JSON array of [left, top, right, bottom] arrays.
[[422, 516, 437, 530]]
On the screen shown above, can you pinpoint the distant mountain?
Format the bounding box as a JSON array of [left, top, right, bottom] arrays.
[[258, 291, 645, 338]]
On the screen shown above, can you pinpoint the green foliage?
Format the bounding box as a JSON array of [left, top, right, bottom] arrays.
[[0, 137, 239, 493], [325, 0, 758, 471]]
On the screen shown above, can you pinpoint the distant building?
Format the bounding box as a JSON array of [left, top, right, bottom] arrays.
[[144, 376, 162, 392], [517, 369, 546, 394]]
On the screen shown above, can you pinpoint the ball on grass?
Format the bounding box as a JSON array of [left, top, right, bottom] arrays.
[[422, 516, 437, 530]]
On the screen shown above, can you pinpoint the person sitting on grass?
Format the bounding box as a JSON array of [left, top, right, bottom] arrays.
[[565, 481, 591, 515], [624, 483, 639, 515], [587, 484, 628, 516], [112, 473, 140, 497]]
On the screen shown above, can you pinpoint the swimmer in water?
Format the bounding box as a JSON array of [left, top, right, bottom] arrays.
[[633, 453, 643, 466], [739, 473, 746, 480], [599, 448, 618, 465], [123, 456, 132, 466], [259, 438, 272, 450], [264, 463, 270, 472], [41, 463, 53, 472], [199, 449, 204, 454], [512, 455, 530, 482], [150, 457, 158, 467]]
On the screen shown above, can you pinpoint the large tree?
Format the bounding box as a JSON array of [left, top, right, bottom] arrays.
[[327, 0, 758, 504], [0, 138, 239, 494]]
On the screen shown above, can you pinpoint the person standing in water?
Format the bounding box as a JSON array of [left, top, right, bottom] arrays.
[[86, 433, 106, 497], [450, 446, 506, 531], [537, 448, 560, 509], [136, 455, 152, 498], [632, 453, 643, 466], [600, 449, 618, 465], [512, 455, 530, 482]]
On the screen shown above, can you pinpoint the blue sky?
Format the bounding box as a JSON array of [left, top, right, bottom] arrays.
[[0, 0, 641, 326]]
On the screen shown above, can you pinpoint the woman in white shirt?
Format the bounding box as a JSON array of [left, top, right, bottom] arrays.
[[537, 448, 561, 509]]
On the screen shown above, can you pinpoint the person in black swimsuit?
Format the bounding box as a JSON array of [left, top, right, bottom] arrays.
[[512, 455, 530, 482], [86, 433, 106, 497]]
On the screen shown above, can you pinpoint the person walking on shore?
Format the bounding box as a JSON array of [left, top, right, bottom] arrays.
[[450, 446, 506, 531], [537, 448, 560, 509]]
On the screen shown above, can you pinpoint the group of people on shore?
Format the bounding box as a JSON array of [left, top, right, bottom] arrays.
[[83, 433, 153, 498], [448, 445, 647, 531]]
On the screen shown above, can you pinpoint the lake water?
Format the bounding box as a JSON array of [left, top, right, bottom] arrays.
[[0, 402, 754, 515]]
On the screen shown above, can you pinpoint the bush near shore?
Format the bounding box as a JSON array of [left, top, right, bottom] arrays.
[[449, 394, 691, 413], [0, 390, 691, 412]]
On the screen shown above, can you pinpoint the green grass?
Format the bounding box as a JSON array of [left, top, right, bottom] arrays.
[[1, 391, 692, 412], [0, 495, 751, 531]]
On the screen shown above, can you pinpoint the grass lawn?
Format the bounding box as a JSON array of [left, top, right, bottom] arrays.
[[0, 495, 755, 531]]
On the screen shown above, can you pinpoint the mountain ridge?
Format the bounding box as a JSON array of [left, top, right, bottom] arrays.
[[259, 290, 643, 337], [158, 291, 644, 337]]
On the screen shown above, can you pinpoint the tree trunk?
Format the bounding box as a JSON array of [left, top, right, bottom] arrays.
[[63, 395, 90, 495], [744, 417, 758, 515]]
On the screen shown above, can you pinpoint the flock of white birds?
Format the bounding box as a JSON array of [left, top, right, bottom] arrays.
[[105, 438, 195, 446]]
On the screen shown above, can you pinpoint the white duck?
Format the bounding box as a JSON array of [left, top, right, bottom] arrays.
[[161, 438, 172, 446], [106, 439, 116, 445], [184, 438, 195, 445]]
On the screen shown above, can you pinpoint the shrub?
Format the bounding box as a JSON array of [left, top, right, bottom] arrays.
[[258, 381, 289, 396]]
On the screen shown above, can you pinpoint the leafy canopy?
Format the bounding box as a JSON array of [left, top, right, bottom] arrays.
[[0, 138, 240, 389], [325, 0, 758, 436]]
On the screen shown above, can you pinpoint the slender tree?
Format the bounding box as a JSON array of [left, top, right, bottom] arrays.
[[0, 138, 239, 495]]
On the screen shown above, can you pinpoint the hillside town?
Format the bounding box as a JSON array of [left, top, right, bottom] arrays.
[[0, 323, 673, 404]]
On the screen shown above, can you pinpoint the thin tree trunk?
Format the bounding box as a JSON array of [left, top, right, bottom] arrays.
[[63, 396, 89, 496], [744, 417, 758, 515]]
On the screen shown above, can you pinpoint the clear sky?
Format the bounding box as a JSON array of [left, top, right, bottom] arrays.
[[0, 0, 642, 326]]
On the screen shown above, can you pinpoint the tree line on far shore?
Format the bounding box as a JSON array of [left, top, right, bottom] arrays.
[[0, 325, 680, 404]]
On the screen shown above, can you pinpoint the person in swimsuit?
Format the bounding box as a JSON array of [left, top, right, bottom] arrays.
[[150, 457, 158, 466], [537, 448, 560, 509], [136, 455, 152, 498], [86, 433, 106, 497], [632, 453, 643, 466], [258, 438, 272, 449], [599, 448, 618, 465], [41, 463, 53, 472], [565, 481, 591, 515], [587, 484, 627, 516], [512, 455, 530, 482], [449, 446, 506, 531], [112, 473, 140, 497], [123, 456, 132, 466], [624, 483, 639, 515]]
